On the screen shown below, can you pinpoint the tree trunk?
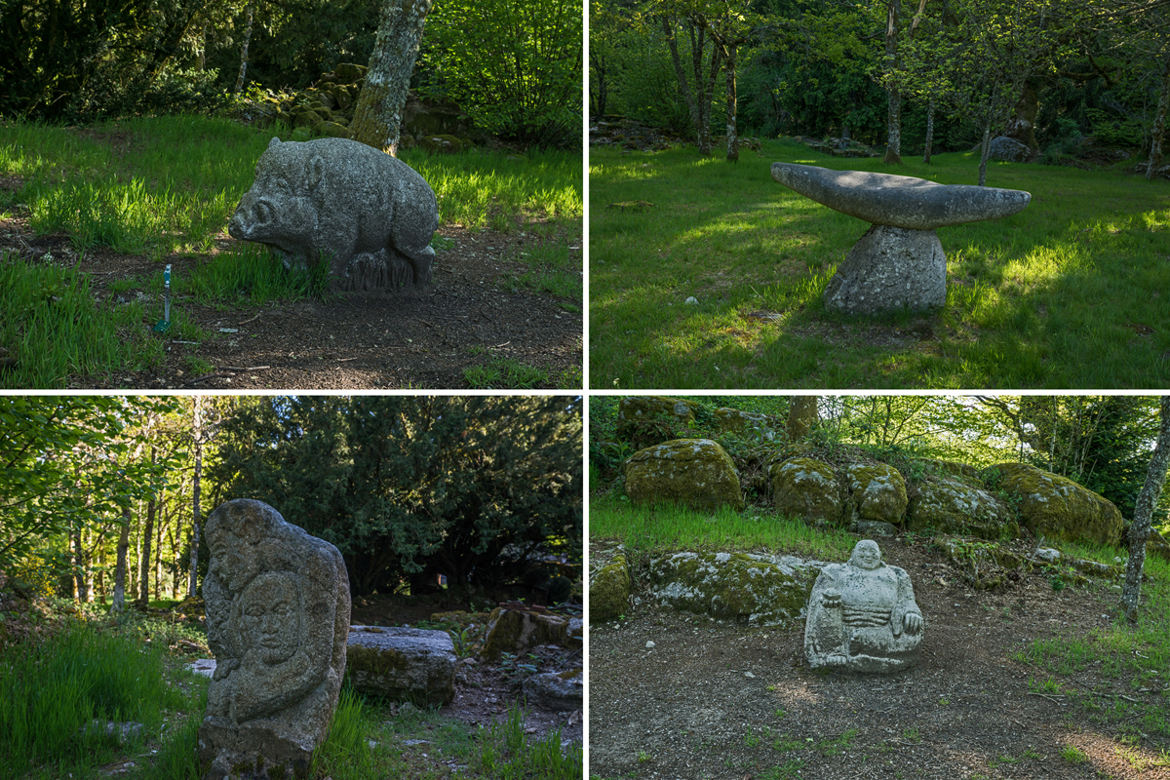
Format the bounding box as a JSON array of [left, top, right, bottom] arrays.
[[138, 464, 155, 609], [1121, 397, 1170, 622], [923, 98, 935, 163], [112, 505, 130, 614], [154, 500, 164, 601], [978, 119, 992, 186], [188, 396, 204, 598], [787, 397, 820, 441], [698, 33, 722, 156], [350, 0, 434, 156], [71, 517, 87, 603], [233, 2, 255, 95], [883, 0, 902, 164], [1146, 55, 1170, 182], [725, 42, 739, 162], [661, 15, 718, 155]]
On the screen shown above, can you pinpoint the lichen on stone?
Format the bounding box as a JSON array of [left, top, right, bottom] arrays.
[[624, 439, 744, 510], [771, 457, 842, 525]]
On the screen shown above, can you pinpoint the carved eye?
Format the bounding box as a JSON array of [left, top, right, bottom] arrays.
[[274, 178, 290, 192]]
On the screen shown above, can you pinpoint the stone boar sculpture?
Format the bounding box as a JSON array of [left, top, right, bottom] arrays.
[[229, 137, 439, 291]]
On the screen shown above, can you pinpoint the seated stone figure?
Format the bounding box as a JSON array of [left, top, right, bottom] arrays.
[[198, 499, 350, 779], [804, 540, 923, 673]]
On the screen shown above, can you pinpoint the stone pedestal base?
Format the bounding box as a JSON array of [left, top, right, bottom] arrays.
[[823, 225, 946, 315]]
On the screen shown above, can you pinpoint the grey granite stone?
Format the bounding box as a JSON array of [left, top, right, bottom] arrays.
[[805, 540, 923, 673], [822, 225, 946, 315], [346, 626, 456, 706], [229, 137, 438, 292], [198, 499, 350, 779], [770, 162, 1031, 229]]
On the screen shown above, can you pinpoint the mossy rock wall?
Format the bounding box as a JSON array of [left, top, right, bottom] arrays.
[[618, 396, 696, 426], [907, 474, 1018, 539], [590, 551, 631, 622], [771, 457, 842, 524], [648, 551, 819, 625], [481, 608, 569, 660], [625, 438, 744, 511], [984, 462, 1123, 546], [844, 463, 907, 526]]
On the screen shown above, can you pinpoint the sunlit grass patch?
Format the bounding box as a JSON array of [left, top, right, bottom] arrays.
[[590, 495, 856, 560], [590, 139, 1170, 388], [0, 253, 162, 387]]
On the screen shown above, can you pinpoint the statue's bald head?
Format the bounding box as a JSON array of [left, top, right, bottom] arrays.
[[849, 540, 882, 570]]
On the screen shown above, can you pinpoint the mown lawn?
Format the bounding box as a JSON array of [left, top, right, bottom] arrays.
[[589, 139, 1170, 389]]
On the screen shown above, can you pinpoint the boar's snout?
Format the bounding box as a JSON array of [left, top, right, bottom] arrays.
[[228, 196, 276, 240]]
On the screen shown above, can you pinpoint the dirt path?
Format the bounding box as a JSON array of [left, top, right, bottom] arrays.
[[1, 218, 581, 389], [589, 539, 1170, 780]]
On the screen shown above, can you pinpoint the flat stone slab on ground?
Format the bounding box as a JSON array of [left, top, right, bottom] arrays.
[[347, 625, 456, 706], [771, 162, 1031, 229]]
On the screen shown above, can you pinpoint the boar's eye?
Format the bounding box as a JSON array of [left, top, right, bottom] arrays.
[[273, 177, 290, 192]]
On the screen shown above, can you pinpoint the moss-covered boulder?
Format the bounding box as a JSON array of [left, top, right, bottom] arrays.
[[713, 407, 777, 439], [618, 396, 696, 426], [648, 551, 818, 625], [332, 62, 368, 84], [346, 626, 455, 705], [315, 120, 351, 138], [907, 474, 1017, 539], [771, 457, 841, 524], [844, 463, 907, 526], [590, 551, 631, 622], [1148, 529, 1170, 562], [984, 462, 1124, 545], [940, 537, 1028, 590], [481, 607, 568, 660], [419, 134, 470, 153], [625, 439, 743, 511]]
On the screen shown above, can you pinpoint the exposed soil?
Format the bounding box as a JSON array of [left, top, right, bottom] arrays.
[[0, 212, 581, 390], [590, 538, 1170, 780]]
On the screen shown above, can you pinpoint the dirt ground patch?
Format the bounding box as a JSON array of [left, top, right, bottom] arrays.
[[589, 538, 1170, 780], [0, 217, 581, 389]]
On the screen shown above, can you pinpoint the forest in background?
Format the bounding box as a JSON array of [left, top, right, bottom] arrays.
[[0, 0, 582, 147], [591, 0, 1170, 175], [591, 394, 1170, 531], [0, 395, 583, 611]]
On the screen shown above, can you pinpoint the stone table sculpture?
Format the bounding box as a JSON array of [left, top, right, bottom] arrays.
[[771, 162, 1031, 315], [804, 540, 923, 673], [229, 137, 439, 292], [198, 499, 351, 779]]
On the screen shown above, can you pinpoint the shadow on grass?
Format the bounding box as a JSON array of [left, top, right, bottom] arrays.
[[590, 141, 1170, 389]]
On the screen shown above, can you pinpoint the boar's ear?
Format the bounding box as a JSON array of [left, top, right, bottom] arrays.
[[308, 155, 326, 193], [267, 137, 281, 150]]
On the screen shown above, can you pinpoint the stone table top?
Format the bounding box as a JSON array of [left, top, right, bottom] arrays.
[[771, 162, 1031, 229]]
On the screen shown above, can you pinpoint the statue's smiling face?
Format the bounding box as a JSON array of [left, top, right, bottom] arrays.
[[240, 573, 300, 665], [851, 541, 882, 570]]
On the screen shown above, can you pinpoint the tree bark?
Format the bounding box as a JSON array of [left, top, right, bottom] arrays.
[[1121, 397, 1170, 622], [1146, 54, 1170, 181], [923, 98, 935, 163], [112, 505, 130, 613], [662, 15, 719, 155], [725, 42, 738, 162], [787, 397, 820, 441], [233, 2, 255, 95], [350, 0, 434, 156], [883, 0, 902, 164], [137, 457, 155, 609], [188, 396, 204, 598], [977, 119, 992, 186]]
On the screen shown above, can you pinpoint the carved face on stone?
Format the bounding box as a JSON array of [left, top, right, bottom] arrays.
[[239, 571, 302, 665], [849, 540, 882, 571], [209, 528, 255, 594]]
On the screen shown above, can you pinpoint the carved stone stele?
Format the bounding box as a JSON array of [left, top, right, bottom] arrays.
[[198, 499, 350, 779]]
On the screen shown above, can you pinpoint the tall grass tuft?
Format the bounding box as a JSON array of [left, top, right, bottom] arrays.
[[0, 623, 188, 775], [177, 244, 330, 304], [310, 685, 379, 779], [478, 706, 581, 779], [0, 253, 162, 387]]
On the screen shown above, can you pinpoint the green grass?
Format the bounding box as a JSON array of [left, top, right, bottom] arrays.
[[0, 252, 164, 387], [0, 622, 199, 777], [464, 355, 551, 388], [1012, 550, 1170, 745], [590, 495, 856, 560], [589, 139, 1170, 388], [0, 115, 582, 387]]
